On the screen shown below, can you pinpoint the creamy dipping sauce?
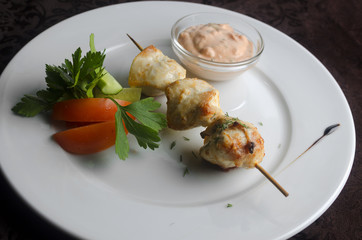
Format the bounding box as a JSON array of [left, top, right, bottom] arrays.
[[178, 23, 253, 63]]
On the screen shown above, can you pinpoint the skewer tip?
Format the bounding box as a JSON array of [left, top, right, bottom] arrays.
[[255, 163, 289, 197], [126, 33, 144, 51]]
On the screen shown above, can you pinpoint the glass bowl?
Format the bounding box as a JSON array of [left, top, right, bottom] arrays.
[[171, 12, 264, 81]]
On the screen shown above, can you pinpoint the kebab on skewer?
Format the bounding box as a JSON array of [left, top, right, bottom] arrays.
[[127, 35, 223, 130], [127, 35, 288, 197], [165, 78, 288, 197]]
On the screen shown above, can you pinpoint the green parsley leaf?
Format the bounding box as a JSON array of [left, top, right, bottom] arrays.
[[11, 95, 50, 117], [226, 203, 233, 208], [109, 97, 167, 160], [114, 108, 129, 160], [122, 111, 161, 149], [123, 98, 167, 131]]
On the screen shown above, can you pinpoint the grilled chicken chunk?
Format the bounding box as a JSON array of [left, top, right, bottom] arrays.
[[165, 78, 223, 130], [199, 116, 264, 170], [128, 45, 186, 96]]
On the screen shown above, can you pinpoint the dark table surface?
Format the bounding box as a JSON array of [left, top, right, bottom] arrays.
[[0, 0, 361, 239]]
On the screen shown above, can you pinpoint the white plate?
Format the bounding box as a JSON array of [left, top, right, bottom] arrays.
[[0, 2, 355, 240]]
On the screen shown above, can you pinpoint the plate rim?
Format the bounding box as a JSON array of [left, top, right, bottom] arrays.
[[0, 2, 356, 240]]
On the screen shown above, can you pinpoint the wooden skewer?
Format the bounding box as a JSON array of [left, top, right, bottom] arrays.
[[127, 33, 288, 197], [127, 34, 144, 51], [244, 129, 288, 197], [255, 163, 289, 197]]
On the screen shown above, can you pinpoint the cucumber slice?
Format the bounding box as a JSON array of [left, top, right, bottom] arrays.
[[89, 34, 122, 95], [97, 69, 123, 95], [94, 87, 142, 102]]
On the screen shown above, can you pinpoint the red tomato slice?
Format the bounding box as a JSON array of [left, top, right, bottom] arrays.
[[65, 121, 96, 129], [53, 120, 125, 155], [52, 98, 131, 122]]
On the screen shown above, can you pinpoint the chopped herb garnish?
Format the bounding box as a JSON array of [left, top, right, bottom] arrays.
[[183, 136, 190, 141], [215, 116, 246, 132], [192, 151, 198, 160], [210, 113, 217, 120], [240, 122, 249, 128], [217, 119, 233, 130], [226, 203, 233, 208], [258, 122, 263, 126], [170, 141, 176, 150], [183, 167, 190, 177]]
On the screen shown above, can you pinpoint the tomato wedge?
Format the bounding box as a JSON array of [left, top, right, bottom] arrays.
[[53, 120, 122, 154], [52, 98, 131, 122]]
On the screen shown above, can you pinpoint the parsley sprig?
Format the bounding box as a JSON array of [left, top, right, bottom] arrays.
[[12, 47, 106, 117], [110, 98, 167, 160], [11, 34, 167, 160]]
